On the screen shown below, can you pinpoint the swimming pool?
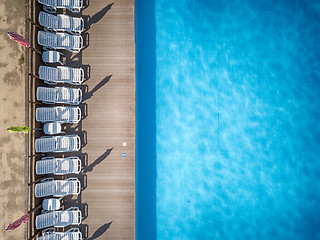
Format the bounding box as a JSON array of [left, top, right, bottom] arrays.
[[136, 0, 320, 239]]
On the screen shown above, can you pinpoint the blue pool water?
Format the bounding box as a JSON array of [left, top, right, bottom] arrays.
[[136, 0, 320, 239]]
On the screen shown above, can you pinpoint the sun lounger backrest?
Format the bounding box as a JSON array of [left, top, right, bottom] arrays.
[[47, 14, 83, 34], [57, 33, 71, 48], [57, 87, 70, 102], [58, 14, 72, 30], [55, 179, 80, 196], [53, 135, 80, 152], [57, 136, 71, 150], [56, 159, 71, 174], [39, 0, 57, 7], [72, 17, 83, 32], [70, 107, 81, 123], [36, 158, 56, 175], [56, 107, 72, 122], [55, 157, 81, 174], [35, 211, 56, 229], [57, 0, 81, 8], [69, 136, 78, 151], [36, 234, 56, 240], [68, 228, 83, 240], [56, 33, 82, 52], [72, 68, 83, 84], [73, 36, 82, 50], [69, 232, 82, 240], [58, 66, 72, 83], [70, 88, 82, 104], [39, 66, 61, 83], [57, 87, 73, 103], [70, 158, 82, 173], [55, 106, 81, 123], [38, 31, 57, 49], [37, 87, 57, 103], [54, 232, 82, 240], [39, 12, 58, 30], [56, 66, 83, 85], [35, 137, 56, 153], [36, 107, 56, 122], [55, 211, 73, 227], [35, 181, 55, 197], [72, 210, 81, 224]]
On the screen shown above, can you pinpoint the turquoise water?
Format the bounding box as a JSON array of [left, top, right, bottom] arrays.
[[137, 0, 320, 239]]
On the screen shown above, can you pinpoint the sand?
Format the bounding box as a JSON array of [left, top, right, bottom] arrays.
[[0, 0, 26, 238]]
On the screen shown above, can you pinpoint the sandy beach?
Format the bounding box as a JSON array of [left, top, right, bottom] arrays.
[[0, 0, 26, 239]]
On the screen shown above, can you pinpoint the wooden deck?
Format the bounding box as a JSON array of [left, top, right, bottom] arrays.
[[79, 0, 135, 239], [25, 0, 135, 239]]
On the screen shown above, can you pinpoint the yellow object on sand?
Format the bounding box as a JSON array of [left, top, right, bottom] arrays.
[[7, 126, 32, 133]]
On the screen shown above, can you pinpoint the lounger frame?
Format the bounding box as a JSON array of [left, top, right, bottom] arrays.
[[38, 31, 83, 53], [36, 106, 81, 124], [39, 66, 84, 85], [38, 0, 83, 13], [37, 86, 82, 105], [39, 11, 84, 35], [36, 156, 82, 175], [35, 207, 82, 230], [35, 177, 81, 198], [35, 135, 81, 153], [37, 228, 83, 240]]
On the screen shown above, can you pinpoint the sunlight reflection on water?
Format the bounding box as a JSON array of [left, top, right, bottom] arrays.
[[155, 0, 320, 239]]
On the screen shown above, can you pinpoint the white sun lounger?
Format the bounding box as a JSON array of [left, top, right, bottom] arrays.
[[36, 207, 82, 230], [37, 86, 82, 105], [37, 228, 83, 240], [36, 156, 82, 175], [35, 135, 81, 153], [36, 106, 81, 124], [39, 66, 84, 85], [38, 31, 83, 53], [35, 177, 81, 198], [38, 0, 83, 13], [39, 12, 84, 35]]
